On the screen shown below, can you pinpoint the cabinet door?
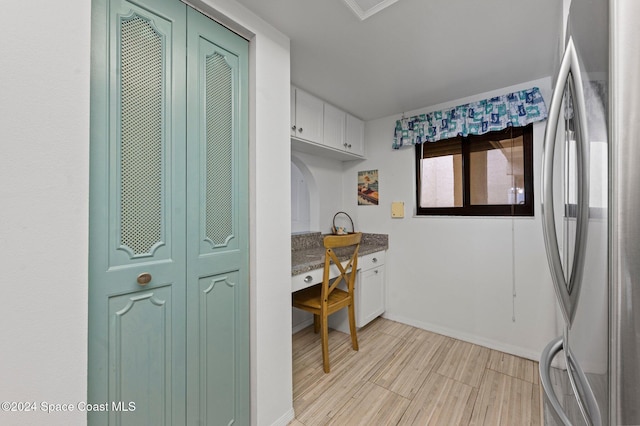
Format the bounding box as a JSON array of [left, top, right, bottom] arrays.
[[326, 252, 386, 332], [357, 265, 385, 327], [291, 88, 296, 136], [346, 113, 365, 156], [294, 89, 324, 143], [323, 102, 346, 151]]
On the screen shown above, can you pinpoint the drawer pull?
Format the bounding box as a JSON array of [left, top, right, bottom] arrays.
[[374, 269, 379, 274], [304, 275, 313, 283], [372, 257, 378, 263]]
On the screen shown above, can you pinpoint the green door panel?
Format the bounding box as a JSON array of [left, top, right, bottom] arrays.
[[89, 0, 187, 423], [185, 7, 250, 425], [197, 272, 242, 424], [108, 287, 175, 425]]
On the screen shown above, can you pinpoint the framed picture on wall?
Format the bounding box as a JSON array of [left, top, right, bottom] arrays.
[[358, 169, 379, 206]]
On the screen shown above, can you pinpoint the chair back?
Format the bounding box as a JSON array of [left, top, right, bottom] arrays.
[[321, 232, 362, 304]]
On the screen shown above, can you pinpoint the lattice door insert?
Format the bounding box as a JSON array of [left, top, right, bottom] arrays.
[[205, 52, 234, 246], [119, 15, 164, 256]]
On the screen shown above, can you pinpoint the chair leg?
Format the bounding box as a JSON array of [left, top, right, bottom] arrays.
[[321, 314, 330, 373], [313, 314, 320, 333], [347, 302, 359, 351]]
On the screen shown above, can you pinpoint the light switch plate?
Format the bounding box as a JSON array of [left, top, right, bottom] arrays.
[[391, 201, 404, 218]]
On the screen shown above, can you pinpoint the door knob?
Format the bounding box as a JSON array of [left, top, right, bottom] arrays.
[[137, 272, 152, 286]]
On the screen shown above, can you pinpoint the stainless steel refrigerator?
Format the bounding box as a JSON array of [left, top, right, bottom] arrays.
[[539, 0, 640, 424]]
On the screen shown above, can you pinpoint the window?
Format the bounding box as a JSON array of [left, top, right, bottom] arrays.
[[415, 124, 534, 216]]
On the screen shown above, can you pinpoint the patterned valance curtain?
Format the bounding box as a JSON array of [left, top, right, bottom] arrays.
[[392, 87, 547, 149]]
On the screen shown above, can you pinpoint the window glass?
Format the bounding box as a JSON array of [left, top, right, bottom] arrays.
[[469, 135, 525, 205], [419, 139, 462, 207]]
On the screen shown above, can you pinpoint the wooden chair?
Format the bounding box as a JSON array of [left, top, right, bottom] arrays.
[[292, 232, 362, 373]]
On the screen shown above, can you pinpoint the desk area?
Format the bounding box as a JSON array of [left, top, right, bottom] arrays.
[[291, 232, 388, 276], [291, 232, 388, 329]]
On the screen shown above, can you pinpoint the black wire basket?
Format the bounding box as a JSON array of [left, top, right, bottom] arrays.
[[332, 211, 355, 235]]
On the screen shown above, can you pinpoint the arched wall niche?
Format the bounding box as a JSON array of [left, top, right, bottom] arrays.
[[291, 154, 319, 233]]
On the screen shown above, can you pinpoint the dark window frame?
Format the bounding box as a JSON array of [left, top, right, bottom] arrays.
[[415, 124, 534, 216]]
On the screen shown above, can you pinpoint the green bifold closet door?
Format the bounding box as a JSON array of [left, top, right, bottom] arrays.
[[89, 0, 249, 424]]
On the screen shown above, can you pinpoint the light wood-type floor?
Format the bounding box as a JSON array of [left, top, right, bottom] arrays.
[[289, 317, 540, 426]]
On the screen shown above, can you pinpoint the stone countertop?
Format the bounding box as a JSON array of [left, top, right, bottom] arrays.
[[291, 232, 388, 276]]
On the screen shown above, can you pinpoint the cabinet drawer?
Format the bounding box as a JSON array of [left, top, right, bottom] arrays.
[[291, 262, 348, 292], [291, 269, 323, 293], [359, 251, 385, 270]]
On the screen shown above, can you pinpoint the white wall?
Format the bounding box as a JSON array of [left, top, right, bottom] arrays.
[[0, 1, 90, 424], [0, 1, 293, 425], [342, 78, 559, 360]]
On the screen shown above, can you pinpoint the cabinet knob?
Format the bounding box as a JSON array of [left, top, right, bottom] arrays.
[[374, 269, 379, 274], [298, 127, 303, 133], [291, 125, 296, 131], [348, 144, 352, 148], [137, 272, 152, 286], [303, 275, 313, 283], [343, 143, 348, 147], [372, 258, 378, 263]]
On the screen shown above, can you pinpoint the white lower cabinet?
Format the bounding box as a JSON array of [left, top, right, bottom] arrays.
[[357, 259, 385, 326], [329, 250, 386, 332]]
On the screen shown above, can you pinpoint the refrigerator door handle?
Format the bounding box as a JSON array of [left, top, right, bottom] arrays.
[[540, 336, 572, 425], [566, 73, 591, 307], [541, 36, 590, 326]]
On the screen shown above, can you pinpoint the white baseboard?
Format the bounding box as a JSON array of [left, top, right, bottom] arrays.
[[269, 407, 295, 426], [382, 313, 541, 362]]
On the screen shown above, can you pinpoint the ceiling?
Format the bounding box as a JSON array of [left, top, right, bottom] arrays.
[[235, 0, 563, 121]]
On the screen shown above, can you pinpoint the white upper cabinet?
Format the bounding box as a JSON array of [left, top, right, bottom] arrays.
[[323, 103, 346, 151], [291, 87, 323, 144], [345, 113, 365, 157], [291, 86, 365, 161]]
